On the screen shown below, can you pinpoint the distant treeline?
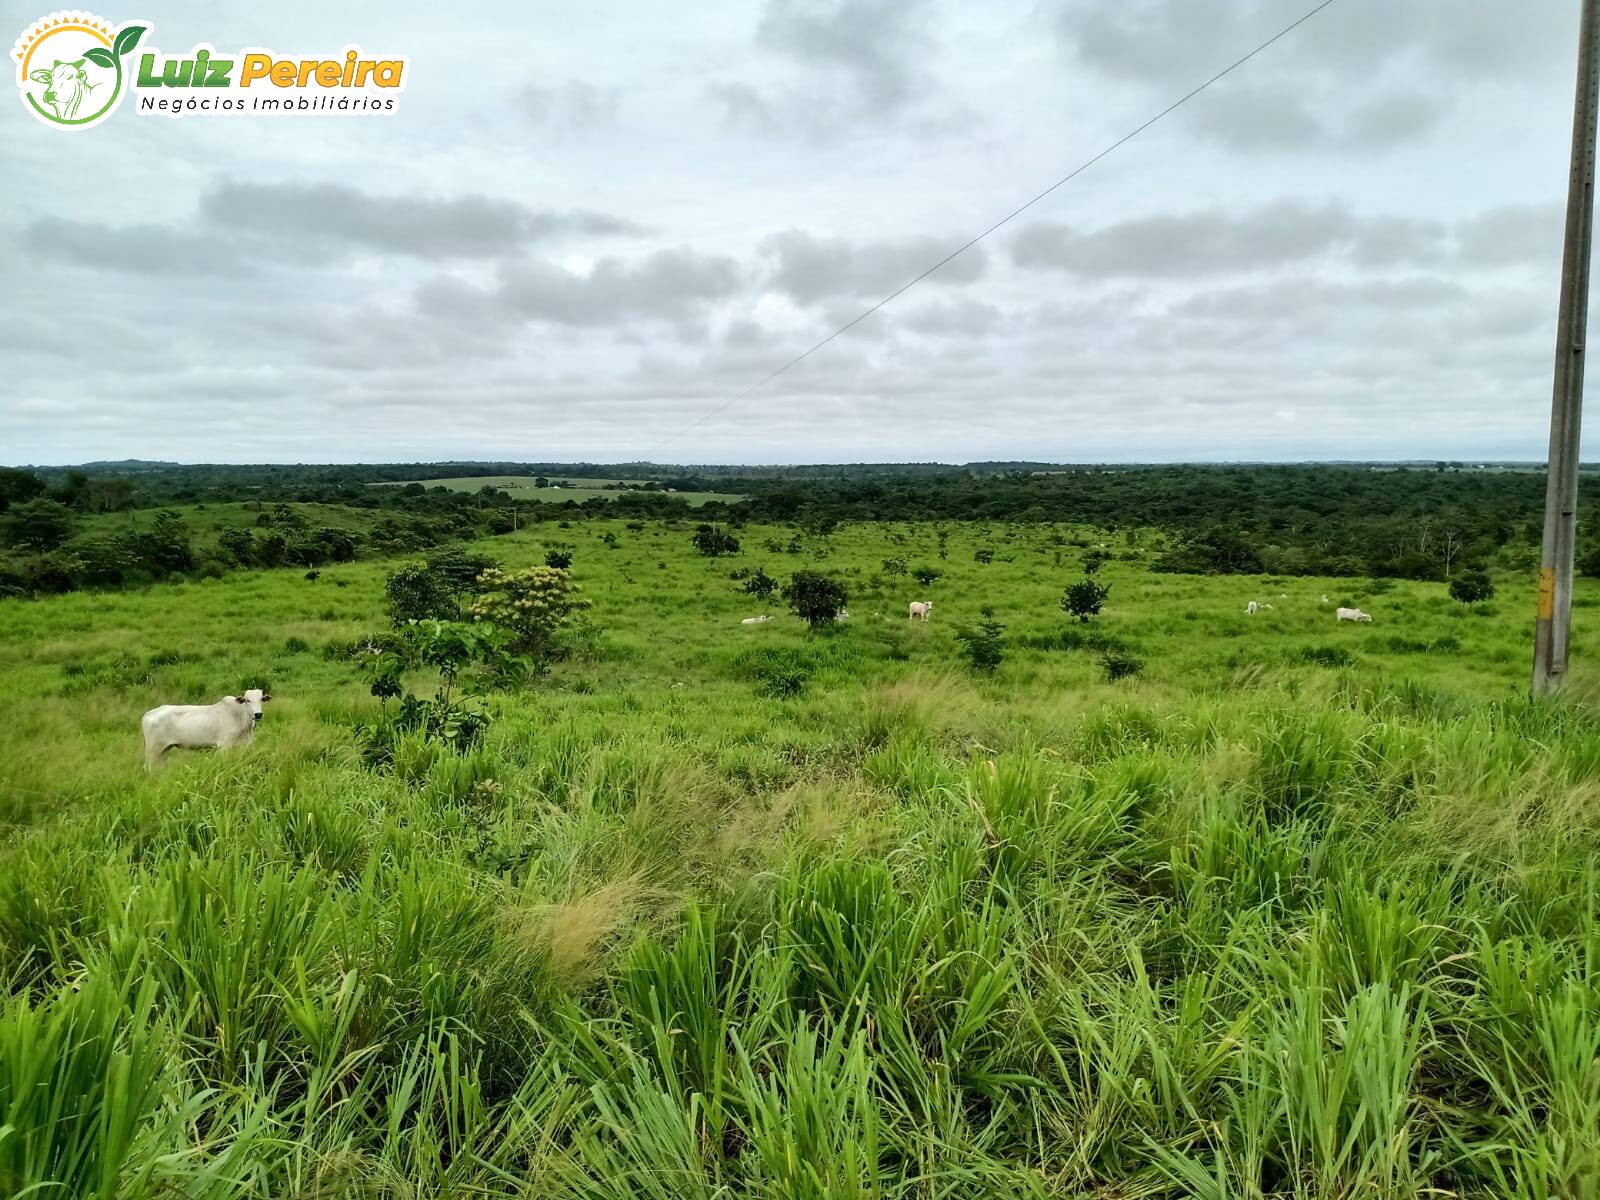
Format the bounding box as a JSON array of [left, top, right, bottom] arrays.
[[3, 460, 1594, 592], [729, 464, 1572, 580], [0, 467, 523, 597]]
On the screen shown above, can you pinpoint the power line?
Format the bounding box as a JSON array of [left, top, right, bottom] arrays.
[[670, 0, 1343, 442]]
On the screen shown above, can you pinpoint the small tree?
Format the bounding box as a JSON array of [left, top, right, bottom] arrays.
[[1082, 549, 1109, 576], [693, 524, 740, 557], [139, 510, 193, 574], [881, 556, 908, 576], [386, 562, 457, 625], [75, 536, 138, 587], [470, 565, 590, 666], [3, 497, 74, 551], [1062, 578, 1111, 623], [1449, 570, 1495, 605], [954, 608, 1006, 673], [912, 566, 943, 587], [784, 570, 848, 630], [544, 547, 574, 569], [426, 546, 497, 592], [973, 548, 995, 565], [743, 567, 779, 599], [217, 527, 256, 567]]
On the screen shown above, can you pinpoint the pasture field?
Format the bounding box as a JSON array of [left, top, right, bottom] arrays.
[[375, 475, 741, 507], [3, 517, 1600, 1197]]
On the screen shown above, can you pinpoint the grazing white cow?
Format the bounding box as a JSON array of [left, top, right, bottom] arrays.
[[1335, 607, 1372, 624], [141, 688, 271, 769], [1246, 601, 1259, 615], [29, 58, 97, 121], [908, 601, 933, 622], [740, 615, 772, 625]]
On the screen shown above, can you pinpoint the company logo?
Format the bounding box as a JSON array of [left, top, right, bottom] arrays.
[[12, 11, 146, 128], [12, 11, 408, 128]]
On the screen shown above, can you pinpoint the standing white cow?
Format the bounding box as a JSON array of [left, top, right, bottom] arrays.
[[1246, 601, 1259, 615], [908, 601, 933, 622], [141, 688, 271, 769], [1335, 607, 1372, 623]]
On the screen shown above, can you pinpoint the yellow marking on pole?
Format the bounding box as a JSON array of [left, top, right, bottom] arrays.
[[1539, 567, 1557, 620]]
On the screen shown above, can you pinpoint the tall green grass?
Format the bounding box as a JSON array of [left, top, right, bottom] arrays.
[[2, 518, 1598, 1195]]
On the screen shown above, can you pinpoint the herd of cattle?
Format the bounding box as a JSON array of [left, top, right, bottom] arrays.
[[139, 593, 1379, 768]]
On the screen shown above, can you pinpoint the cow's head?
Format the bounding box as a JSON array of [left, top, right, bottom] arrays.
[[236, 687, 273, 721], [28, 58, 95, 120]]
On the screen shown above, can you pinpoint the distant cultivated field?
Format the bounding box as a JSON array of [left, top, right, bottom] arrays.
[[375, 475, 739, 506]]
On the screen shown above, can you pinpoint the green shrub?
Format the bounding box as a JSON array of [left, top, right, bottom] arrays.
[[954, 608, 1006, 672], [1449, 570, 1495, 605], [1100, 649, 1143, 681], [385, 561, 457, 625], [692, 524, 740, 557], [1062, 577, 1111, 623], [784, 570, 848, 630], [470, 565, 590, 666]]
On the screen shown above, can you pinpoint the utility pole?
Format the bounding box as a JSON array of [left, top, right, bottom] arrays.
[[1533, 0, 1600, 696]]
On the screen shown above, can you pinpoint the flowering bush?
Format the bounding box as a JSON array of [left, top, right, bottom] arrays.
[[469, 566, 590, 665]]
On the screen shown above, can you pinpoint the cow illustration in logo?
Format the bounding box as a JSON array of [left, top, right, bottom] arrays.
[[12, 11, 147, 129], [31, 56, 95, 118]]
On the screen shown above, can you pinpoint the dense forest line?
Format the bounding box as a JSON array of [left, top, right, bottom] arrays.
[[2, 460, 1596, 595]]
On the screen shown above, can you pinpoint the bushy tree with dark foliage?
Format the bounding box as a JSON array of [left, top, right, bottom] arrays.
[[1449, 571, 1495, 605], [693, 524, 740, 557], [784, 570, 848, 630], [1063, 578, 1111, 624]]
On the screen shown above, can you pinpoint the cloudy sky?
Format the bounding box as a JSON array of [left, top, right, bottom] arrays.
[[1, 0, 1586, 464]]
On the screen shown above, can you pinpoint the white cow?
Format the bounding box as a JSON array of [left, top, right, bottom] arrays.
[[835, 609, 850, 620], [740, 615, 772, 625], [1335, 607, 1372, 623], [1246, 601, 1259, 615], [1319, 595, 1331, 604], [908, 601, 933, 622], [141, 688, 271, 769], [29, 58, 97, 121]]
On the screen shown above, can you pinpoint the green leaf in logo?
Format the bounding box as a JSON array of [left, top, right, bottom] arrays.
[[113, 25, 147, 59], [83, 46, 115, 68]]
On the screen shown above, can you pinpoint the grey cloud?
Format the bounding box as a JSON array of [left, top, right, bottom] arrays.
[[1181, 82, 1445, 154], [762, 230, 986, 304], [518, 80, 620, 130], [201, 181, 645, 259], [1457, 205, 1565, 269], [713, 0, 958, 140], [1010, 202, 1558, 278], [1057, 0, 1567, 87], [756, 0, 927, 109], [423, 248, 746, 328], [18, 181, 648, 279], [21, 217, 251, 276], [1054, 0, 1571, 153], [898, 298, 1004, 337]]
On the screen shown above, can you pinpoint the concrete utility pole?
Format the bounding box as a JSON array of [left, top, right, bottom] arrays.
[[1533, 0, 1600, 696]]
